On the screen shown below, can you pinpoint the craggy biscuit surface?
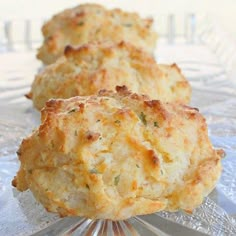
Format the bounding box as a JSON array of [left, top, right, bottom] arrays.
[[30, 42, 191, 110], [37, 3, 157, 64], [13, 86, 222, 220]]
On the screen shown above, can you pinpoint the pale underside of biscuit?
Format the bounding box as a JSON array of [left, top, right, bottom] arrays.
[[29, 42, 191, 110], [13, 86, 222, 220], [37, 3, 157, 65]]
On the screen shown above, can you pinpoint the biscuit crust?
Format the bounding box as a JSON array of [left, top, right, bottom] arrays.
[[30, 42, 191, 110], [13, 87, 222, 220], [37, 3, 157, 64]]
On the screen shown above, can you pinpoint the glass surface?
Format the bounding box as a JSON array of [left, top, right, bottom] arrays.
[[0, 15, 236, 236]]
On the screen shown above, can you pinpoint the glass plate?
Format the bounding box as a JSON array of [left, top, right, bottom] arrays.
[[0, 15, 236, 236]]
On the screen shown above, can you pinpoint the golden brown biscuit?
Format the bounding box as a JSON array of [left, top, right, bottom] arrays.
[[13, 86, 222, 220], [37, 3, 157, 64], [29, 42, 191, 110]]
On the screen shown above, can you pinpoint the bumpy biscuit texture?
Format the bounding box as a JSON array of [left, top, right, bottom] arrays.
[[37, 3, 157, 64], [29, 42, 191, 110], [13, 86, 222, 220]]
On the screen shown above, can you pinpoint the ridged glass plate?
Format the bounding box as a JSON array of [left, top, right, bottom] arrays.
[[0, 15, 236, 236]]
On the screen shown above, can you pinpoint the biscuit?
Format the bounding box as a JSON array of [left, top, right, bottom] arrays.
[[37, 3, 157, 64], [29, 42, 191, 110], [13, 86, 222, 220]]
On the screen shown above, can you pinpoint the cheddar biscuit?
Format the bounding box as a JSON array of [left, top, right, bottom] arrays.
[[13, 86, 222, 220], [30, 42, 191, 110], [37, 3, 157, 64]]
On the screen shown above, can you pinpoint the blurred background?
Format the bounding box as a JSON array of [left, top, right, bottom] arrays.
[[0, 0, 236, 40]]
